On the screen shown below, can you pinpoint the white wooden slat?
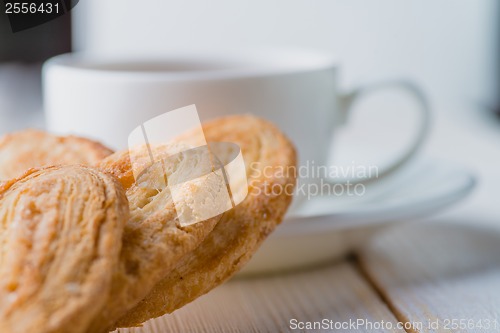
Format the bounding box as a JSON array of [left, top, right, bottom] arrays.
[[117, 262, 403, 333], [359, 222, 500, 333]]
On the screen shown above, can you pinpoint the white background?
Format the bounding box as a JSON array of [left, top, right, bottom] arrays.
[[73, 0, 499, 109], [72, 1, 500, 225]]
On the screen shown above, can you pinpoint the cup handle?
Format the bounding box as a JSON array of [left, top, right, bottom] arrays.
[[338, 80, 431, 182]]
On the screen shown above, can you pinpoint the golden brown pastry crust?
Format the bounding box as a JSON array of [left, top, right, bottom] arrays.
[[0, 130, 113, 181], [90, 143, 221, 333], [116, 115, 297, 327], [0, 165, 128, 333]]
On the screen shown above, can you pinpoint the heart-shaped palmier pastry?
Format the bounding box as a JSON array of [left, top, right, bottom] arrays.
[[0, 130, 113, 181], [0, 165, 128, 333], [115, 115, 297, 328]]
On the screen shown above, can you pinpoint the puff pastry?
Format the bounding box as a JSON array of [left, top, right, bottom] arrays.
[[116, 115, 297, 326], [0, 130, 113, 180], [90, 142, 222, 332], [0, 116, 296, 332], [0, 165, 128, 333]]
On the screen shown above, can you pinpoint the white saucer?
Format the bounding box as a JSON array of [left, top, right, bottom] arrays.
[[238, 159, 476, 276]]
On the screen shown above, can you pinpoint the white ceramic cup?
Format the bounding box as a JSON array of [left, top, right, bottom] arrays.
[[43, 49, 430, 183]]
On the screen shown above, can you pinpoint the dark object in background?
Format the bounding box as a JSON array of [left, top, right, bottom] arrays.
[[0, 3, 71, 62], [4, 0, 79, 33], [0, 5, 71, 131]]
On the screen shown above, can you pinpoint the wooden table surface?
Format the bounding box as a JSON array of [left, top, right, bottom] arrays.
[[116, 221, 500, 333]]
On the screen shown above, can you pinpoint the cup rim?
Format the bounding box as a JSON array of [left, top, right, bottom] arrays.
[[43, 48, 337, 81]]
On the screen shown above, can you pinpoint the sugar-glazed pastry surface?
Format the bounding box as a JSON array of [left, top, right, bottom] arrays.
[[90, 142, 222, 333], [0, 165, 128, 333], [116, 115, 297, 327], [0, 130, 113, 180]]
